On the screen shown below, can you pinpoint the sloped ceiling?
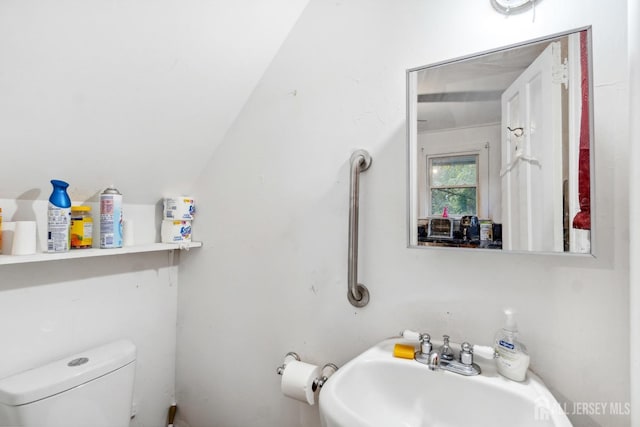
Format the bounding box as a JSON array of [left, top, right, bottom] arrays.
[[0, 0, 309, 204], [416, 40, 549, 131]]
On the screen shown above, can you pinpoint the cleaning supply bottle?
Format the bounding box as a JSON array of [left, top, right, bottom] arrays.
[[99, 186, 123, 248], [494, 309, 530, 381], [47, 179, 72, 253]]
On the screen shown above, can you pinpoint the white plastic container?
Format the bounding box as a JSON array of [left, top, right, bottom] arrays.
[[494, 309, 530, 381]]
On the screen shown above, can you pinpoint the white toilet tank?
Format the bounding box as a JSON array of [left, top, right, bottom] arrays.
[[0, 340, 136, 427]]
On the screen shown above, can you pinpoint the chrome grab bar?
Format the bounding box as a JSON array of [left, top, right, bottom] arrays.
[[348, 149, 372, 307]]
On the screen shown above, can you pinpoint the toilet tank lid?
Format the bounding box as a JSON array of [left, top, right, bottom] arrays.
[[0, 339, 136, 406]]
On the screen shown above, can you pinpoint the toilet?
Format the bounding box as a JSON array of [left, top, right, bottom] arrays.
[[0, 340, 136, 427]]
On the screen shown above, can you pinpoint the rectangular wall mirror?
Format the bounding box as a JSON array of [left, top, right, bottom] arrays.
[[407, 27, 593, 254]]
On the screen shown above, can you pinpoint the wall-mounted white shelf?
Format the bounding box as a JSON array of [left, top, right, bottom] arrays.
[[0, 242, 202, 266]]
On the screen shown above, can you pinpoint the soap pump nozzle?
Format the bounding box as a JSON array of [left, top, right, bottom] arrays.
[[503, 309, 519, 334]]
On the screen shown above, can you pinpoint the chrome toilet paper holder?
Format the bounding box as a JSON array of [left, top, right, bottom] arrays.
[[276, 352, 338, 391]]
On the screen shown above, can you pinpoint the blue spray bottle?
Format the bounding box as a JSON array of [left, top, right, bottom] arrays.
[[47, 179, 71, 252]]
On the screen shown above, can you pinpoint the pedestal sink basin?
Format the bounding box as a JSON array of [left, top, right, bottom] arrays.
[[319, 338, 571, 427]]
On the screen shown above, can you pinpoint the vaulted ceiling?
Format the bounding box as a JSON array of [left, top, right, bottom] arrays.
[[0, 1, 310, 203]]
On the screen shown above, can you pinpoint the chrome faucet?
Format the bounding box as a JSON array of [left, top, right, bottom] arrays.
[[402, 330, 486, 376], [427, 351, 440, 371], [429, 339, 481, 376]]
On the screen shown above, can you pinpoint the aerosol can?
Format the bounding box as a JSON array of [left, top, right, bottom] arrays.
[[47, 179, 71, 252], [100, 186, 123, 248]]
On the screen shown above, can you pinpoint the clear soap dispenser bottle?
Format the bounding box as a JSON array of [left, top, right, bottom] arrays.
[[494, 309, 530, 381]]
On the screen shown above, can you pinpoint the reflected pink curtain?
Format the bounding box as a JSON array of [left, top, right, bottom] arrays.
[[572, 30, 591, 230]]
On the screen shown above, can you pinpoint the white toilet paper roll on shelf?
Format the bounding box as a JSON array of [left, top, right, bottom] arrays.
[[163, 197, 195, 220], [280, 360, 321, 405], [123, 220, 135, 246], [11, 221, 37, 255], [161, 220, 192, 243]]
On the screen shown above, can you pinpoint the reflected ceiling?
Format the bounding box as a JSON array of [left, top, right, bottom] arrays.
[[416, 42, 550, 132]]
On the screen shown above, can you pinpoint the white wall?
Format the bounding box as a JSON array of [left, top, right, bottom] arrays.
[[177, 1, 629, 427]]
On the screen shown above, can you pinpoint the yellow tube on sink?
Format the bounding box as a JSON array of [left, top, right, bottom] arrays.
[[393, 344, 416, 359]]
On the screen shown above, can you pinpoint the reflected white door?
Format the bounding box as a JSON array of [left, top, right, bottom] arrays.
[[501, 42, 563, 252]]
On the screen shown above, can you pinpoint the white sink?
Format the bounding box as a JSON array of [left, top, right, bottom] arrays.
[[319, 338, 571, 427]]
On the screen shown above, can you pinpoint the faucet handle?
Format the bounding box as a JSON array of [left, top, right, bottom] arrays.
[[401, 330, 432, 354], [420, 333, 432, 354], [460, 342, 473, 365], [401, 330, 422, 341], [472, 344, 499, 359]]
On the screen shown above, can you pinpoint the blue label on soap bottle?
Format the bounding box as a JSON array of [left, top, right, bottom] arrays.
[[499, 340, 515, 350]]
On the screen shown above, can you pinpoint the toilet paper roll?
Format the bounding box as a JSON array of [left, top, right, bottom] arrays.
[[280, 360, 321, 405], [11, 221, 37, 255], [163, 197, 195, 220], [161, 220, 191, 243], [123, 220, 135, 246]]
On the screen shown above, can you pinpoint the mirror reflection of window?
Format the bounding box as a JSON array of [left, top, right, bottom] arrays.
[[428, 154, 478, 217], [407, 27, 593, 254]]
